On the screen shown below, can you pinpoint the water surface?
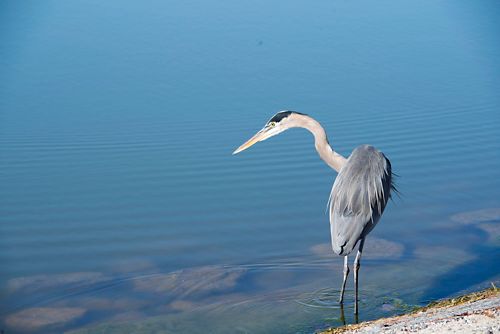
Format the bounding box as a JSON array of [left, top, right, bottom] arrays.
[[1, 0, 500, 333]]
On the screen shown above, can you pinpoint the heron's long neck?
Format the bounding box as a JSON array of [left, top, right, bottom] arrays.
[[293, 114, 346, 172]]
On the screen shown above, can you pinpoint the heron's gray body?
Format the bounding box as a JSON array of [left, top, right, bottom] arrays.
[[329, 145, 392, 256]]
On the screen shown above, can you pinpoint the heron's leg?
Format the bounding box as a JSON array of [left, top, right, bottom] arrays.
[[353, 238, 365, 315], [339, 255, 349, 303]]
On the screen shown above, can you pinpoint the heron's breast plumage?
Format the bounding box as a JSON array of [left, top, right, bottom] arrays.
[[329, 145, 392, 256]]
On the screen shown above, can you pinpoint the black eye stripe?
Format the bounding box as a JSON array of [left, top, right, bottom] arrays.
[[268, 111, 292, 123], [267, 110, 307, 124]]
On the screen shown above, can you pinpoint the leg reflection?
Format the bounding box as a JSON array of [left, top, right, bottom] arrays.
[[339, 303, 346, 326]]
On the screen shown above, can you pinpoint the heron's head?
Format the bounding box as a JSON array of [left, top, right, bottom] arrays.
[[233, 110, 306, 154]]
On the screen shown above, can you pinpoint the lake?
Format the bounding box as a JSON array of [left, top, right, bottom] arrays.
[[1, 0, 499, 333]]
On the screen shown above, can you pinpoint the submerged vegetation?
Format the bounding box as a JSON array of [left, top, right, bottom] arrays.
[[319, 285, 499, 334]]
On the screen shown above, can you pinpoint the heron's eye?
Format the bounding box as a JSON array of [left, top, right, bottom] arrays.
[[269, 122, 276, 127]]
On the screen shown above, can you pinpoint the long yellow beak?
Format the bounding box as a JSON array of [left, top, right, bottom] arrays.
[[232, 130, 268, 155]]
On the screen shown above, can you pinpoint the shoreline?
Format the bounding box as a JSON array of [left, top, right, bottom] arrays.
[[320, 286, 500, 334]]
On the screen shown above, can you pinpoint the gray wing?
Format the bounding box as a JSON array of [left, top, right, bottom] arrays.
[[329, 145, 392, 256]]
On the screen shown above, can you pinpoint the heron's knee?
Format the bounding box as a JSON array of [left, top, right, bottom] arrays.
[[343, 266, 350, 276], [354, 260, 361, 271]]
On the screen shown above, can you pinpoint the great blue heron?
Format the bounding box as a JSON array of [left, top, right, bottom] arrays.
[[233, 111, 394, 314]]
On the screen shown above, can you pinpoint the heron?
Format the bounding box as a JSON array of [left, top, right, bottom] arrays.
[[233, 111, 394, 314]]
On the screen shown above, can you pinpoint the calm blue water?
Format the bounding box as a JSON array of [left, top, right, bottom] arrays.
[[1, 0, 500, 333]]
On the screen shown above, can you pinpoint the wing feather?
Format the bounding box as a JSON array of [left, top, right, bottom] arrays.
[[329, 145, 392, 255]]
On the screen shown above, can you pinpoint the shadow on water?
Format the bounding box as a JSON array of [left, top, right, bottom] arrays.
[[419, 216, 500, 302]]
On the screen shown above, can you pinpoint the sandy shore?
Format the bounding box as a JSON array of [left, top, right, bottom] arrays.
[[321, 288, 500, 334]]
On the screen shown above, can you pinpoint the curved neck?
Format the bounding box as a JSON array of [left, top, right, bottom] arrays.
[[291, 114, 346, 172]]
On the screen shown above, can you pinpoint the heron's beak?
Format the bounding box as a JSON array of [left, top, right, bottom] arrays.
[[232, 128, 270, 155]]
